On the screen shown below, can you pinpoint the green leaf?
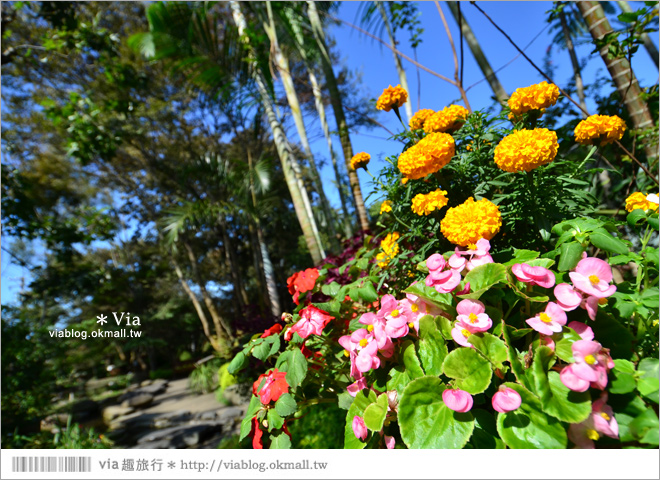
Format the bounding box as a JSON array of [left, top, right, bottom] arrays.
[[468, 332, 507, 368], [627, 209, 647, 228], [321, 282, 340, 297], [338, 392, 354, 410], [589, 232, 629, 254], [401, 339, 425, 378], [344, 390, 377, 449], [555, 327, 582, 363], [274, 393, 297, 417], [398, 376, 475, 449], [648, 213, 659, 231], [590, 311, 634, 360], [610, 359, 637, 395], [503, 249, 540, 266], [239, 395, 262, 441], [637, 358, 659, 403], [267, 409, 285, 431], [275, 349, 308, 387], [459, 263, 508, 299], [501, 319, 532, 391], [357, 282, 378, 303], [469, 409, 506, 449], [363, 394, 388, 432], [496, 383, 567, 449], [403, 283, 456, 316], [437, 315, 453, 340], [269, 431, 292, 449], [442, 347, 492, 394], [417, 315, 448, 376], [227, 351, 248, 375], [557, 241, 585, 272], [629, 408, 659, 445]]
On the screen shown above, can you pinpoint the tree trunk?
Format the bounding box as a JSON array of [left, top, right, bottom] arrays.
[[171, 254, 221, 352], [218, 217, 249, 309], [248, 221, 269, 313], [307, 0, 370, 234], [376, 2, 413, 121], [559, 8, 588, 118], [577, 1, 656, 159], [446, 2, 508, 104], [264, 2, 337, 242], [230, 1, 325, 264], [617, 0, 659, 68]]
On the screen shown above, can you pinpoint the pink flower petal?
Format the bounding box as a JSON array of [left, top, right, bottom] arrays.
[[492, 387, 522, 413], [442, 389, 473, 412]]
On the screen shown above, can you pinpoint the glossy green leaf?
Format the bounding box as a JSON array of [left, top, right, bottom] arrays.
[[399, 376, 475, 449], [629, 408, 660, 445], [403, 283, 456, 316], [363, 394, 388, 432], [459, 263, 508, 299], [442, 347, 492, 394], [589, 232, 629, 254], [637, 358, 659, 403], [344, 390, 377, 449], [496, 383, 567, 449], [554, 327, 582, 363], [627, 209, 647, 228], [417, 315, 448, 376], [275, 349, 308, 387], [267, 408, 284, 431], [269, 431, 291, 449], [274, 393, 297, 417], [590, 311, 634, 360], [239, 395, 262, 441], [501, 319, 532, 391], [610, 359, 637, 395], [557, 241, 585, 271], [227, 351, 248, 375], [401, 339, 425, 378], [468, 332, 507, 368]]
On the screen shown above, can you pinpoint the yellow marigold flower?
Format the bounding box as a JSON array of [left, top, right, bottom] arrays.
[[508, 81, 560, 115], [411, 189, 449, 216], [380, 200, 392, 214], [401, 177, 409, 185], [441, 197, 501, 247], [574, 115, 626, 146], [376, 84, 408, 112], [350, 152, 371, 170], [494, 128, 558, 173], [377, 232, 400, 267], [398, 132, 455, 180], [409, 109, 435, 130], [423, 105, 469, 134], [625, 192, 660, 212]]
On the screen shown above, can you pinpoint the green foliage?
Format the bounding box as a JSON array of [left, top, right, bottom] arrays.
[[189, 359, 223, 394]]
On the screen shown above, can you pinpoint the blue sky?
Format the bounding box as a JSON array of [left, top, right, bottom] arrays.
[[2, 1, 658, 305]]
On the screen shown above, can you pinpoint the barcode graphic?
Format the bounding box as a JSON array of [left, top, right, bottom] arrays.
[[11, 456, 91, 473]]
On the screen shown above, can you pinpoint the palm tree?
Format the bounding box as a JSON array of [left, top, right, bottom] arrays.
[[307, 1, 370, 233], [617, 0, 659, 68]]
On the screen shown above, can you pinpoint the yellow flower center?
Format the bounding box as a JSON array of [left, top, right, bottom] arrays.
[[367, 325, 374, 332], [540, 312, 552, 323], [586, 429, 600, 441], [461, 329, 471, 339], [343, 350, 350, 357], [411, 304, 419, 313], [584, 354, 596, 365], [589, 274, 600, 285], [391, 309, 400, 318], [359, 339, 368, 348], [408, 322, 415, 329], [468, 313, 478, 323], [600, 412, 611, 421], [598, 297, 608, 305], [468, 243, 477, 250]]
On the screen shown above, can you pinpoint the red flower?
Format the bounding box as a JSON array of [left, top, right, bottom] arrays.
[[289, 305, 333, 340], [287, 268, 320, 304], [252, 368, 289, 404], [260, 323, 283, 338], [250, 417, 264, 449], [300, 344, 324, 371]]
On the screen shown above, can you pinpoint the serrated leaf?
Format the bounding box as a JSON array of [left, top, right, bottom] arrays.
[[468, 332, 507, 368], [417, 315, 448, 376], [275, 349, 308, 387], [274, 393, 297, 416], [442, 347, 492, 394]]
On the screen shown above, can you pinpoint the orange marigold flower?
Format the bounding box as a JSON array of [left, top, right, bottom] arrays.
[[376, 84, 408, 112], [440, 197, 501, 247], [625, 192, 659, 212], [377, 232, 400, 268], [380, 200, 392, 214], [494, 128, 558, 173], [401, 177, 409, 185], [350, 152, 371, 170], [423, 105, 469, 134], [508, 81, 560, 115], [574, 115, 626, 146], [411, 189, 449, 216], [409, 109, 435, 130], [397, 132, 455, 180]]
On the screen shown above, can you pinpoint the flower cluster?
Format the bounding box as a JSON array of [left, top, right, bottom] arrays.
[[423, 105, 469, 134], [397, 132, 455, 180], [574, 115, 626, 146], [350, 152, 371, 170], [409, 108, 434, 130], [494, 128, 558, 173], [376, 232, 400, 268], [440, 197, 501, 247], [425, 253, 461, 294], [625, 191, 659, 212], [448, 238, 494, 272], [508, 81, 560, 115], [379, 200, 392, 214], [286, 268, 319, 305], [376, 84, 408, 112], [410, 189, 449, 216], [569, 394, 619, 448]]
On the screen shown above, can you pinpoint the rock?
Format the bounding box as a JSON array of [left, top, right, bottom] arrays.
[[137, 423, 221, 448], [103, 405, 134, 423], [222, 383, 251, 406], [196, 411, 217, 421], [130, 439, 172, 449], [40, 414, 70, 433], [140, 379, 153, 387], [121, 393, 154, 409], [215, 406, 247, 425], [153, 410, 191, 429], [138, 383, 167, 395]]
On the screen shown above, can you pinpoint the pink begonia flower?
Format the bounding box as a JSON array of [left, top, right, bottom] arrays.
[[384, 435, 396, 449], [592, 393, 619, 439], [540, 334, 555, 351], [455, 282, 471, 295], [456, 299, 492, 332], [398, 295, 427, 334], [338, 335, 362, 379], [571, 340, 609, 385], [568, 416, 599, 449], [448, 239, 494, 273], [582, 295, 608, 321], [352, 416, 368, 441], [426, 253, 446, 272], [358, 312, 393, 357], [568, 321, 594, 341], [383, 303, 411, 339], [340, 329, 381, 374], [492, 386, 522, 413], [554, 283, 582, 311], [512, 263, 556, 289], [451, 325, 474, 348], [525, 302, 567, 335], [560, 364, 590, 392], [425, 267, 462, 294], [569, 257, 617, 298], [442, 389, 473, 413], [346, 377, 368, 397]]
